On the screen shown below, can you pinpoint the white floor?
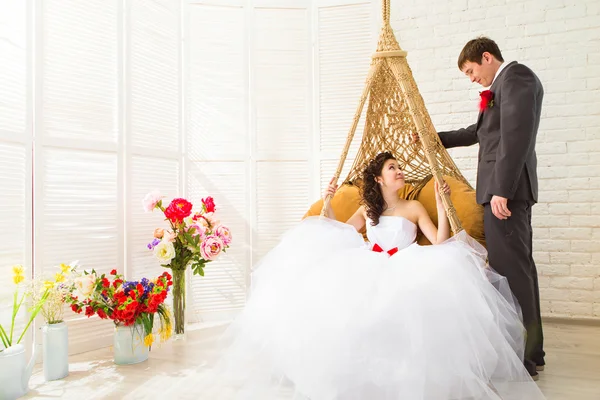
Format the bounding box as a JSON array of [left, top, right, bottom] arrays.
[[22, 321, 600, 400]]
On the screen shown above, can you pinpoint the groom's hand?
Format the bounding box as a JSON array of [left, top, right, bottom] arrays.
[[411, 132, 420, 144], [490, 195, 511, 220]]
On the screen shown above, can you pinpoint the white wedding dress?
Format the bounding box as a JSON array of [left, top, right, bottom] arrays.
[[186, 216, 546, 400]]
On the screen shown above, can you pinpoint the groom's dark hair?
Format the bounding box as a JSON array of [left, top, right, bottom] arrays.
[[457, 36, 504, 70]]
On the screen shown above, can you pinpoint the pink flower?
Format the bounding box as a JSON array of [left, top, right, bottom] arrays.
[[200, 235, 224, 261], [204, 212, 220, 227], [214, 225, 232, 246], [163, 231, 176, 242], [142, 190, 165, 212], [196, 216, 210, 228], [188, 224, 207, 238]]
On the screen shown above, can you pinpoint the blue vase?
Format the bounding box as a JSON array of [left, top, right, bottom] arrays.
[[113, 324, 149, 365], [42, 322, 69, 381]]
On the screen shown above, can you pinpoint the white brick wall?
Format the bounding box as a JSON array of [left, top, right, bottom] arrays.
[[387, 0, 600, 319]]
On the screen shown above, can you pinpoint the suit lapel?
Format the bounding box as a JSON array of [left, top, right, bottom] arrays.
[[476, 110, 484, 131], [476, 61, 517, 131]]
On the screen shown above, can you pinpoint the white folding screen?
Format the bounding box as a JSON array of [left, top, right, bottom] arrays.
[[315, 0, 375, 189], [126, 0, 182, 283], [0, 0, 32, 349], [185, 1, 249, 321], [184, 0, 313, 321], [253, 2, 312, 261], [34, 0, 182, 354], [35, 0, 122, 353]]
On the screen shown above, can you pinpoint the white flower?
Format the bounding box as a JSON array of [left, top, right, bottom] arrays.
[[73, 273, 96, 299], [142, 190, 165, 212], [153, 240, 176, 264]]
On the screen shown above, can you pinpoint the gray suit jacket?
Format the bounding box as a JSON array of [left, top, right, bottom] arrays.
[[438, 61, 543, 205]]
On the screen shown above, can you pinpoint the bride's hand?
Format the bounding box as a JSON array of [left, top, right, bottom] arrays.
[[323, 177, 338, 200], [435, 180, 450, 202]]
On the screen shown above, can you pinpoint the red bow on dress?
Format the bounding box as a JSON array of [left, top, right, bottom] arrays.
[[372, 243, 398, 256]]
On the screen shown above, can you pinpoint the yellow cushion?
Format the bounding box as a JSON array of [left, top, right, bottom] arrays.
[[303, 184, 418, 238], [415, 176, 485, 247], [303, 184, 363, 224]]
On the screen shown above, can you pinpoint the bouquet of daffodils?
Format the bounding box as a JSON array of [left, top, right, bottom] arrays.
[[1, 264, 65, 350], [30, 261, 78, 325]]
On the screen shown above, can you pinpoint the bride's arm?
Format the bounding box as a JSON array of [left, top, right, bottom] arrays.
[[322, 177, 366, 232], [345, 206, 366, 233], [322, 177, 338, 220], [415, 181, 451, 244]]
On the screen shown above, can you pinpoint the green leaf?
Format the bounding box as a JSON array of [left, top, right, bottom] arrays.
[[0, 324, 9, 348]]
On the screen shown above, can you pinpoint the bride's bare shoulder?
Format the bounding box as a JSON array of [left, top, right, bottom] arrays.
[[403, 200, 427, 221], [405, 199, 426, 211]]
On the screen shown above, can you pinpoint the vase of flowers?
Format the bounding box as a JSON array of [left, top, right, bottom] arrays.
[[31, 261, 78, 381], [143, 192, 232, 339], [41, 322, 68, 380], [0, 264, 58, 398], [113, 323, 148, 365], [65, 268, 173, 365]]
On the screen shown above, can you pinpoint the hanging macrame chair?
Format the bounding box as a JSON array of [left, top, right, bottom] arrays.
[[308, 0, 485, 246]]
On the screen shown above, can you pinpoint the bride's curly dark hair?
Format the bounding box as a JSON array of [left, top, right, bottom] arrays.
[[360, 152, 397, 226]]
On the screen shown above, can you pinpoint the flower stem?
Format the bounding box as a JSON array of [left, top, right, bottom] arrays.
[[0, 324, 9, 348], [172, 269, 185, 335], [17, 290, 49, 344]]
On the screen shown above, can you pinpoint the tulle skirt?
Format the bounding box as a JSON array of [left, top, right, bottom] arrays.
[[180, 217, 545, 400]]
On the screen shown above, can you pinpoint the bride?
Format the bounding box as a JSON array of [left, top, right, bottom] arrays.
[[191, 152, 546, 400]]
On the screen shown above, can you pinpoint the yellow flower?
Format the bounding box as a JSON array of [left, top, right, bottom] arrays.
[[160, 323, 173, 342], [144, 334, 154, 347], [43, 280, 55, 290], [60, 263, 71, 274], [13, 274, 25, 285], [54, 273, 65, 283], [12, 265, 24, 275]]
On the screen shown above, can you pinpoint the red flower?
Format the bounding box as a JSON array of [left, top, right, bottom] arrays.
[[479, 90, 494, 111], [71, 304, 81, 314], [110, 269, 117, 275], [97, 308, 107, 319], [164, 198, 193, 223], [85, 306, 94, 317], [102, 278, 110, 288], [202, 196, 216, 213]]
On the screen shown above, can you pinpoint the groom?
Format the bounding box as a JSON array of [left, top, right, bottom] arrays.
[[435, 37, 545, 380]]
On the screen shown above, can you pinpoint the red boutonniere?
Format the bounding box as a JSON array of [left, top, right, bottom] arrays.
[[479, 90, 494, 112]]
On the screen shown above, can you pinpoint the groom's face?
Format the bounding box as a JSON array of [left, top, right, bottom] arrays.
[[461, 52, 496, 87]]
